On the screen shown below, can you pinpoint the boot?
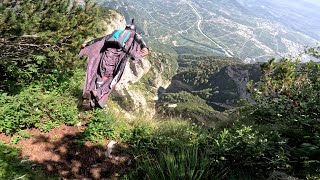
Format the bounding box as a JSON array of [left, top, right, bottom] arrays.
[[82, 91, 93, 111]]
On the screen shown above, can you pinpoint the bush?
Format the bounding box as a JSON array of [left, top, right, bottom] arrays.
[[128, 118, 201, 153], [128, 119, 156, 151], [204, 125, 286, 179], [0, 0, 108, 93], [246, 55, 320, 178], [82, 109, 131, 143], [0, 86, 78, 134], [128, 120, 288, 179], [130, 145, 211, 180]]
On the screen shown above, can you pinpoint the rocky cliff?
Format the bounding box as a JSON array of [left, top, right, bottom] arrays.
[[112, 52, 176, 117], [100, 13, 152, 112], [208, 64, 261, 106], [98, 12, 175, 117], [113, 58, 151, 111], [164, 56, 262, 111], [101, 10, 126, 35]]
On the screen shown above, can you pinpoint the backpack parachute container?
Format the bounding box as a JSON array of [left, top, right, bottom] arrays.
[[104, 18, 136, 49], [105, 30, 132, 49]]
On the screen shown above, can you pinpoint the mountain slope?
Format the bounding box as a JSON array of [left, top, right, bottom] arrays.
[[164, 55, 261, 111]]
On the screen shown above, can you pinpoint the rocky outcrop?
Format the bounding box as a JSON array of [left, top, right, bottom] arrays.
[[102, 11, 126, 35], [87, 12, 173, 116], [219, 64, 261, 103], [165, 63, 261, 111], [112, 52, 174, 116], [166, 80, 194, 93], [113, 58, 151, 110], [204, 64, 261, 107], [90, 12, 155, 113]]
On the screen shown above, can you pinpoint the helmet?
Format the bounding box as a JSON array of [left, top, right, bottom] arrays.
[[125, 19, 136, 31], [125, 24, 135, 30]]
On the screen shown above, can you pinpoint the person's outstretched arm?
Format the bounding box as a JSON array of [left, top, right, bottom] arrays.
[[134, 33, 149, 57], [81, 35, 110, 49]]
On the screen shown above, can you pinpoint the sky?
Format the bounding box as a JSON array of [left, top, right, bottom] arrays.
[[236, 0, 320, 39], [269, 0, 320, 10], [302, 0, 320, 6], [239, 0, 320, 9]]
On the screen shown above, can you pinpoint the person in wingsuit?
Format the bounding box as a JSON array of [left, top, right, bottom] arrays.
[[79, 19, 149, 110]]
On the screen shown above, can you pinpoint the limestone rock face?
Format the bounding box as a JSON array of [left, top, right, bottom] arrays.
[[113, 58, 151, 110], [112, 52, 173, 116], [165, 64, 261, 110], [87, 11, 152, 111], [217, 64, 261, 104], [102, 11, 126, 34], [89, 12, 168, 114]]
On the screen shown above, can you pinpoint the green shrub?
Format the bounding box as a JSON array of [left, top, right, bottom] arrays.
[[128, 120, 156, 151], [128, 118, 202, 153], [130, 145, 211, 180], [246, 55, 320, 178], [152, 120, 202, 147], [203, 125, 286, 179], [82, 109, 131, 143], [128, 121, 288, 179], [157, 91, 226, 125], [0, 86, 78, 134]]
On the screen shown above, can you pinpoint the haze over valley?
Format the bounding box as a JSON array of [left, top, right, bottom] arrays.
[[99, 0, 319, 62]]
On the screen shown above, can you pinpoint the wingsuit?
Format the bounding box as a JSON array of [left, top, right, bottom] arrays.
[[79, 22, 148, 110]]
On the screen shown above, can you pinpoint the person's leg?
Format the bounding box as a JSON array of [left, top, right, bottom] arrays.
[[96, 75, 115, 108], [91, 74, 113, 105]]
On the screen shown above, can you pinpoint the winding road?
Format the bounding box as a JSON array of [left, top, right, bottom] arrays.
[[185, 0, 234, 57]]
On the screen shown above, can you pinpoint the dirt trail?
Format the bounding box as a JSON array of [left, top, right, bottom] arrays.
[[0, 124, 131, 179]]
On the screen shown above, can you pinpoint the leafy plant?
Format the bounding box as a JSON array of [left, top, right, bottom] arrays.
[[246, 51, 320, 178], [82, 109, 131, 143], [10, 136, 21, 145], [130, 145, 212, 180], [18, 130, 32, 139], [0, 86, 78, 134]]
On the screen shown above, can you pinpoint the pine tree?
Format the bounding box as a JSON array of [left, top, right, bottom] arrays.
[[0, 0, 111, 92]]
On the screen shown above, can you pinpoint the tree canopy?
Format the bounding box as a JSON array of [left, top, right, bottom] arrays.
[[0, 0, 109, 93]]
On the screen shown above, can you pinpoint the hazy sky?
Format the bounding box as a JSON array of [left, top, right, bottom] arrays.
[[270, 0, 320, 9], [302, 0, 320, 6], [239, 0, 320, 16], [239, 0, 320, 8]]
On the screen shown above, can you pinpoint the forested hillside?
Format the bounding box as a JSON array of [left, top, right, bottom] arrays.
[[159, 55, 261, 113], [0, 0, 319, 179]]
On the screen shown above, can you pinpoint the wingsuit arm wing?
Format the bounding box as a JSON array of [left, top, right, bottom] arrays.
[[134, 33, 148, 49], [84, 34, 112, 47]]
